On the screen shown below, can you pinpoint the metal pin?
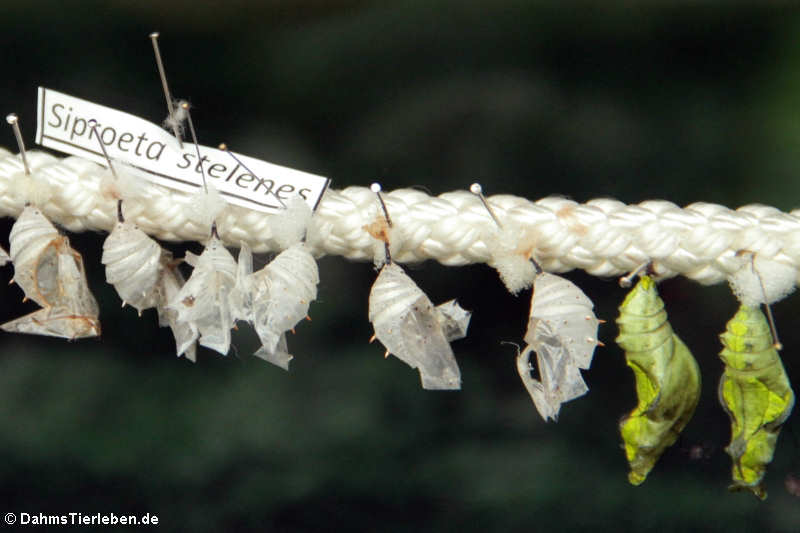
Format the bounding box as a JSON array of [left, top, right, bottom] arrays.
[[371, 182, 392, 227], [6, 114, 30, 175], [370, 182, 392, 263], [88, 120, 119, 180], [619, 262, 650, 288], [149, 32, 183, 147], [218, 143, 286, 208], [89, 119, 124, 222], [181, 101, 208, 195], [470, 182, 502, 228], [743, 251, 783, 350]]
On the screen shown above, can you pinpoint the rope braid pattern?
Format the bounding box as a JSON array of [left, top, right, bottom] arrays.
[[1, 148, 799, 286]]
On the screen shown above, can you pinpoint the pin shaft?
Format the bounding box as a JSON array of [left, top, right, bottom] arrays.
[[6, 114, 30, 175], [149, 32, 183, 147], [182, 103, 208, 194], [88, 120, 119, 180]]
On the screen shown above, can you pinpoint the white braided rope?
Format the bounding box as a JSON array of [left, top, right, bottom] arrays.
[[1, 148, 799, 286]]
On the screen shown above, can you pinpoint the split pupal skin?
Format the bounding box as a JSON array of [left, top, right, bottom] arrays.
[[368, 263, 462, 390], [517, 319, 589, 422], [156, 255, 198, 362], [615, 275, 701, 486], [102, 221, 163, 314], [528, 272, 600, 370], [8, 205, 60, 307], [435, 299, 472, 342], [168, 236, 237, 355], [254, 333, 294, 371], [718, 305, 795, 499], [229, 242, 255, 324], [2, 240, 101, 339], [252, 243, 319, 355], [0, 246, 9, 266]]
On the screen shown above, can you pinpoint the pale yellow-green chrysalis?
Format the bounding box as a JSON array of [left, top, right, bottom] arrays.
[[616, 275, 701, 485], [718, 305, 795, 499]]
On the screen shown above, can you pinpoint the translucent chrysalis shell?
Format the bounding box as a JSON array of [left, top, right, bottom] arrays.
[[253, 243, 319, 354], [517, 319, 588, 422], [230, 242, 318, 370], [156, 254, 198, 362], [102, 220, 163, 314], [718, 305, 794, 499], [516, 272, 598, 421], [0, 246, 9, 267], [8, 205, 60, 306], [2, 206, 100, 339], [527, 272, 600, 369], [168, 235, 237, 355], [368, 263, 469, 390], [616, 275, 701, 486]]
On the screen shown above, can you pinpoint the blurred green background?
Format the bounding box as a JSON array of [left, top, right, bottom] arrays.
[[0, 1, 800, 531]]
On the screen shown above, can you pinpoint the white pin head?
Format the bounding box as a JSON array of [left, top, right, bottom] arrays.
[[367, 181, 393, 264], [470, 181, 501, 228], [619, 262, 651, 288], [6, 112, 30, 176]]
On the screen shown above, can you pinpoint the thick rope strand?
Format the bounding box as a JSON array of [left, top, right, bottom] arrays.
[[0, 149, 799, 286]]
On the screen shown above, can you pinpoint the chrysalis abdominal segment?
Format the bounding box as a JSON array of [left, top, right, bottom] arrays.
[[718, 305, 795, 499], [615, 275, 701, 485]]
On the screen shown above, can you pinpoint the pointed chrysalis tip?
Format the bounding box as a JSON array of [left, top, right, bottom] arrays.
[[6, 113, 18, 125], [370, 183, 382, 193], [470, 182, 482, 195]]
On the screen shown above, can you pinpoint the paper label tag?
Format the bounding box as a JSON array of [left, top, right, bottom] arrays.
[[35, 87, 330, 213]]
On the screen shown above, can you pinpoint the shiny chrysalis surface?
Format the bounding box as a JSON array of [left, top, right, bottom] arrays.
[[616, 275, 701, 485], [718, 305, 795, 499], [368, 263, 468, 390]]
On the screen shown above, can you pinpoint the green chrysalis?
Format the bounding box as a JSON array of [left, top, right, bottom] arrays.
[[718, 305, 795, 499], [616, 275, 701, 485]]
